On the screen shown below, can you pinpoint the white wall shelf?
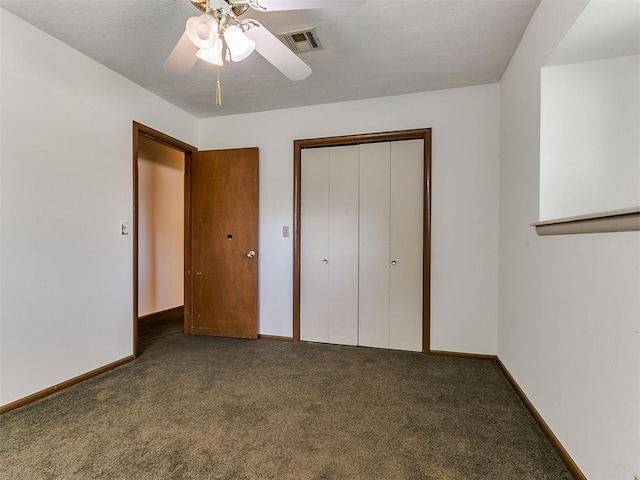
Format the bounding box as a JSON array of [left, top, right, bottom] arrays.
[[532, 206, 640, 236]]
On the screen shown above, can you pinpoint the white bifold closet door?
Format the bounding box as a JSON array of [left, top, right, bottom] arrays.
[[300, 139, 423, 352], [359, 140, 423, 351], [300, 145, 359, 345]]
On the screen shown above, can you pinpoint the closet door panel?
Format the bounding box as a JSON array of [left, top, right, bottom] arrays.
[[328, 146, 360, 345], [390, 139, 424, 352], [300, 148, 330, 343], [358, 142, 391, 349]]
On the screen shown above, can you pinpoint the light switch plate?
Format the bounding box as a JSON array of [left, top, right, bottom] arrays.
[[121, 221, 129, 235], [283, 226, 290, 237]]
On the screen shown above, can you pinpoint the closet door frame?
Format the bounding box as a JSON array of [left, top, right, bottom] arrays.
[[293, 129, 432, 353]]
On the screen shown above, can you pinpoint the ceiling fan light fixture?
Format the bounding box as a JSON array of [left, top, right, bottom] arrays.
[[196, 37, 224, 66], [224, 25, 256, 62], [186, 14, 218, 49]]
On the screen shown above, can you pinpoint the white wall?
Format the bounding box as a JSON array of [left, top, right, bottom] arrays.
[[199, 84, 500, 355], [0, 8, 3, 401], [499, 1, 640, 478], [0, 9, 198, 406], [137, 137, 184, 316], [540, 55, 640, 219]]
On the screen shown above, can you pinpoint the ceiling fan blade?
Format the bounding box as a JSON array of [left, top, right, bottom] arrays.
[[163, 31, 199, 74], [254, 0, 365, 11], [245, 21, 312, 81]]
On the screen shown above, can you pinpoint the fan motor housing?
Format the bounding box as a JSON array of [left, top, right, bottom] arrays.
[[190, 0, 249, 17]]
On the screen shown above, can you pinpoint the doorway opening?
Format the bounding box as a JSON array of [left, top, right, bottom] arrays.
[[133, 122, 196, 357]]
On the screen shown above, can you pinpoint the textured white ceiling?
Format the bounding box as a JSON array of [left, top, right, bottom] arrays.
[[0, 0, 540, 118]]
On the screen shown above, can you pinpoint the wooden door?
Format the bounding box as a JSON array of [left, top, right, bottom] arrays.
[[189, 148, 259, 339]]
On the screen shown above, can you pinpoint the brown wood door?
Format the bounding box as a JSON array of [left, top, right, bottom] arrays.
[[188, 147, 259, 339]]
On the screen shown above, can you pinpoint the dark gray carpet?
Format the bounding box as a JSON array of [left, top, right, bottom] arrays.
[[0, 334, 573, 479]]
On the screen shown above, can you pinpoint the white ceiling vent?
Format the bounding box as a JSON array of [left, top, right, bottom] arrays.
[[278, 29, 323, 54]]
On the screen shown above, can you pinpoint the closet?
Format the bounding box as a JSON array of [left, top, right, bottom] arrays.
[[300, 139, 423, 352]]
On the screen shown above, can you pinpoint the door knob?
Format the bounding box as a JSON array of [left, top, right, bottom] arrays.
[[246, 250, 256, 258], [391, 260, 397, 265], [323, 259, 328, 264]]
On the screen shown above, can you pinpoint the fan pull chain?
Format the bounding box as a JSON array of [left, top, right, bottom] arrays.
[[216, 68, 222, 106]]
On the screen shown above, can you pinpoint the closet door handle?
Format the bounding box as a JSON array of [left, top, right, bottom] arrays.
[[391, 261, 397, 265], [323, 259, 328, 264]]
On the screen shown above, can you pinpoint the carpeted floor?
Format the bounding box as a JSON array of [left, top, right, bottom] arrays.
[[0, 334, 574, 479]]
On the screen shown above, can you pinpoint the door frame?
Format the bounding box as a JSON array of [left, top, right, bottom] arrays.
[[293, 129, 432, 353], [132, 122, 197, 358]]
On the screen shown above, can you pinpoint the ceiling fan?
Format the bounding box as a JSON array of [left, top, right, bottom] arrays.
[[164, 0, 364, 104]]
